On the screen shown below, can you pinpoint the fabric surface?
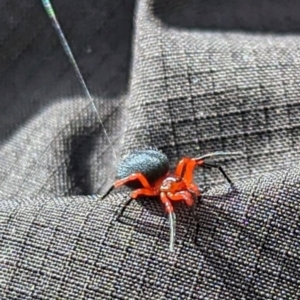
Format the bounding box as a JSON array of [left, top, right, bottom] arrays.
[[1, 0, 300, 299]]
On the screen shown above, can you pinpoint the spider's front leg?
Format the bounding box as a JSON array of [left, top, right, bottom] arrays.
[[178, 156, 233, 185], [175, 157, 191, 178], [174, 157, 200, 184], [167, 190, 195, 207], [167, 190, 199, 221], [160, 192, 176, 252], [160, 190, 199, 252]]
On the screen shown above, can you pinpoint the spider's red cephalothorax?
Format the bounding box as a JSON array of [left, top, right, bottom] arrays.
[[102, 149, 241, 252], [114, 156, 205, 214]]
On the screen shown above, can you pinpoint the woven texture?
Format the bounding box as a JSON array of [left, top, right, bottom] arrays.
[[1, 0, 300, 299]]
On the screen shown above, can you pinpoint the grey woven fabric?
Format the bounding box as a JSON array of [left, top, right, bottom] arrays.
[[1, 0, 300, 299]]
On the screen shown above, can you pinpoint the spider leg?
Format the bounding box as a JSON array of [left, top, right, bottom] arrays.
[[202, 162, 232, 184], [116, 196, 135, 222], [167, 191, 195, 207], [190, 202, 199, 222], [181, 152, 240, 185], [116, 188, 158, 221], [101, 184, 115, 200], [168, 211, 176, 252], [102, 173, 152, 200], [179, 158, 200, 184], [160, 192, 176, 252], [194, 221, 201, 246], [174, 157, 190, 177], [168, 190, 199, 223], [114, 173, 152, 189], [130, 188, 158, 199], [168, 191, 203, 248], [194, 194, 223, 247], [187, 183, 201, 197]]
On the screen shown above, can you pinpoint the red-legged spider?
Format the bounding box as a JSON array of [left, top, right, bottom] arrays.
[[102, 149, 241, 252]]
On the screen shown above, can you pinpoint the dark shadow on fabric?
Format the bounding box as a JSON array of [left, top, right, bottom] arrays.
[[68, 115, 120, 196], [68, 132, 98, 195], [0, 0, 135, 143], [153, 0, 300, 33]]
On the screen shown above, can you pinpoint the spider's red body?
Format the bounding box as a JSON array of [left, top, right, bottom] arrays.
[[114, 155, 204, 214]]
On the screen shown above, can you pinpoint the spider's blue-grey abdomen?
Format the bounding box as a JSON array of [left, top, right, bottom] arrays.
[[117, 149, 170, 184]]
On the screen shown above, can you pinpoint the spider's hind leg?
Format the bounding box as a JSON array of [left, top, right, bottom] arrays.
[[202, 162, 232, 184], [101, 185, 115, 200], [115, 196, 135, 222]]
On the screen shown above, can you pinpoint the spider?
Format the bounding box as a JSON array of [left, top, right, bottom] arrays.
[[102, 149, 241, 252]]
